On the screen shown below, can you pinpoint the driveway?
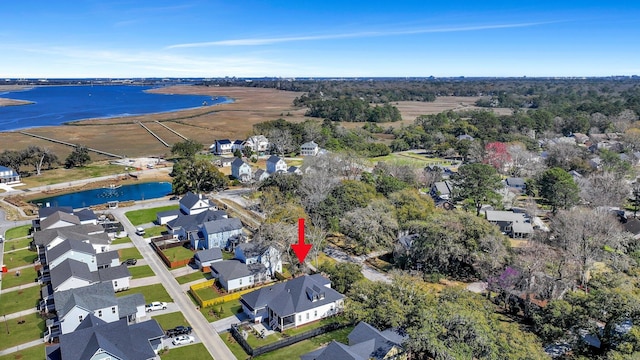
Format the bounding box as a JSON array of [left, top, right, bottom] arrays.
[[212, 312, 249, 333]]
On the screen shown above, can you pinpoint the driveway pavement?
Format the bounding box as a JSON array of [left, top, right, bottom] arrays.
[[212, 312, 249, 333]]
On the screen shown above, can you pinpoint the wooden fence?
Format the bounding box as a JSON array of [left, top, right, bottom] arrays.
[[150, 239, 192, 269], [189, 281, 270, 308]]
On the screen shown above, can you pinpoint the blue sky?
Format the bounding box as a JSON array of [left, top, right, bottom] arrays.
[[1, 1, 639, 78]]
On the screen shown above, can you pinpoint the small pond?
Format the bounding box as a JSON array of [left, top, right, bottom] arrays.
[[33, 181, 172, 209]]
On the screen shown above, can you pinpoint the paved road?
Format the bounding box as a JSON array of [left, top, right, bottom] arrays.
[[111, 205, 235, 360]]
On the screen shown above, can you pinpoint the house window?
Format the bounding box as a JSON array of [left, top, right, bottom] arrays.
[[306, 313, 309, 320], [298, 315, 301, 322], [112, 307, 116, 314], [79, 315, 83, 322], [239, 278, 242, 285], [314, 310, 317, 317], [98, 310, 102, 317], [114, 280, 118, 287]]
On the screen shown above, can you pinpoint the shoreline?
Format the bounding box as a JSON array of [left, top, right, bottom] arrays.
[[0, 98, 34, 107]]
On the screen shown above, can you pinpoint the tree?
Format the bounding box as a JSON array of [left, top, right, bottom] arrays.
[[65, 145, 91, 168], [170, 139, 203, 158], [578, 171, 631, 208], [171, 158, 228, 194], [318, 262, 363, 294], [267, 128, 294, 155], [451, 163, 503, 216], [339, 199, 398, 254], [388, 188, 435, 227], [0, 150, 24, 173], [484, 141, 511, 173], [22, 146, 57, 175], [538, 167, 580, 213]]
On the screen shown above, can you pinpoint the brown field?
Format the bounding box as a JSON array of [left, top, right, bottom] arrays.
[[0, 86, 511, 159]]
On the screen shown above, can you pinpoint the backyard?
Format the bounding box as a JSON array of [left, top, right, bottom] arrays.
[[175, 271, 210, 285], [125, 205, 179, 226], [160, 245, 194, 262], [115, 283, 171, 303]]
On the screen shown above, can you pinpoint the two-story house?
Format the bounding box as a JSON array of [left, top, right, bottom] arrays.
[[245, 135, 270, 154], [300, 141, 319, 156], [235, 243, 282, 277], [484, 210, 534, 238], [0, 165, 20, 183], [197, 218, 244, 250], [231, 158, 252, 182], [212, 139, 233, 155], [266, 155, 287, 174]]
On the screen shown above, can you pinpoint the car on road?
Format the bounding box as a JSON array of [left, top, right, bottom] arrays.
[[122, 258, 137, 266], [145, 301, 167, 312], [169, 195, 180, 200], [172, 335, 195, 346], [0, 234, 4, 243], [166, 325, 193, 337], [135, 227, 145, 236]]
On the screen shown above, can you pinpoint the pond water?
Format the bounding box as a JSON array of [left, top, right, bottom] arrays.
[[33, 181, 172, 209]]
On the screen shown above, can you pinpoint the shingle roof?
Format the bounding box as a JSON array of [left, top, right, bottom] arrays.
[[300, 340, 365, 360], [195, 247, 223, 263], [39, 206, 73, 219], [117, 293, 145, 318], [74, 208, 97, 222], [237, 242, 266, 258], [167, 209, 228, 232], [53, 282, 115, 318], [203, 218, 243, 234], [505, 177, 526, 187], [217, 139, 232, 144], [40, 211, 81, 230], [232, 157, 247, 167], [240, 274, 344, 316], [50, 259, 96, 290], [95, 250, 119, 267], [46, 239, 95, 263], [179, 191, 204, 210], [211, 259, 251, 280], [33, 225, 107, 247], [267, 155, 282, 164], [97, 264, 131, 282], [157, 208, 181, 219]]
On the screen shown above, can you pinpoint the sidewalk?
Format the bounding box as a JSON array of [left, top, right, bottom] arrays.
[[3, 308, 38, 320], [0, 338, 43, 356], [1, 281, 40, 294]]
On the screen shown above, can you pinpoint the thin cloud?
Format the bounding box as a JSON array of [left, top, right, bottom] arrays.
[[166, 22, 550, 49]]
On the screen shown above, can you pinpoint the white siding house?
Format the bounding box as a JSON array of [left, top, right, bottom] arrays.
[[231, 158, 252, 182], [0, 165, 20, 183], [245, 135, 270, 154], [300, 141, 319, 156]]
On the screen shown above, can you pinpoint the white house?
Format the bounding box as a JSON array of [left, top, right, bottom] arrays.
[[231, 158, 252, 182], [212, 139, 233, 155], [245, 135, 270, 154], [48, 258, 131, 292], [240, 274, 345, 331], [254, 169, 270, 182], [180, 191, 215, 215], [266, 155, 287, 174], [235, 243, 282, 276], [232, 140, 245, 152], [210, 260, 254, 292], [33, 224, 110, 255], [197, 218, 244, 250], [46, 239, 98, 271], [39, 211, 82, 231], [300, 141, 319, 156], [0, 165, 20, 183]]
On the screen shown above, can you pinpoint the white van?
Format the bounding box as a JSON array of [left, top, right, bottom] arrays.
[[135, 227, 145, 236]]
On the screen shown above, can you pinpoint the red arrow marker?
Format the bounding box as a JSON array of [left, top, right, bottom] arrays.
[[291, 218, 312, 264]]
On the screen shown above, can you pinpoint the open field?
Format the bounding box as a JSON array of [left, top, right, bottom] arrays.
[[0, 86, 511, 161]]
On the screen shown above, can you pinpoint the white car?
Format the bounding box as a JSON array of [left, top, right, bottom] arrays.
[[172, 335, 195, 346], [135, 227, 145, 236], [145, 301, 167, 312]]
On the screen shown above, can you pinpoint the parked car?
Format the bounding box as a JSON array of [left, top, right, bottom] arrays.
[[166, 325, 193, 337], [135, 227, 145, 236], [172, 335, 195, 346], [145, 301, 167, 312], [169, 195, 180, 201], [122, 258, 137, 266], [0, 234, 4, 243]]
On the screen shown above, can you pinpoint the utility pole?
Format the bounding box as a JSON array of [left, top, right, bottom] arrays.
[[4, 314, 9, 334]]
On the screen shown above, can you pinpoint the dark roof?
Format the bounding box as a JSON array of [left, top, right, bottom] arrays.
[[247, 263, 268, 276], [97, 265, 131, 282], [241, 274, 344, 316], [96, 250, 119, 267], [167, 209, 227, 232], [46, 239, 95, 263], [216, 139, 232, 144], [211, 259, 251, 280], [117, 293, 145, 317], [348, 321, 406, 357], [237, 242, 266, 258], [40, 211, 81, 230], [57, 318, 163, 360], [157, 209, 182, 219], [195, 247, 223, 263], [505, 177, 526, 187], [54, 282, 116, 318], [203, 218, 243, 234], [34, 225, 108, 247], [73, 208, 97, 222], [180, 191, 206, 210], [232, 157, 247, 167], [287, 166, 299, 173], [301, 340, 365, 360], [233, 140, 244, 145], [50, 259, 96, 290], [39, 206, 73, 219], [267, 155, 282, 164]]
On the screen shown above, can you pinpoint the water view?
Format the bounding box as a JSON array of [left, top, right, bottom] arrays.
[[0, 85, 230, 131], [33, 181, 172, 209]]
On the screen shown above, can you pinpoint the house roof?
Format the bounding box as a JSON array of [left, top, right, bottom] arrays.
[[348, 321, 406, 358], [216, 139, 232, 144], [505, 177, 526, 187], [432, 181, 453, 195], [210, 259, 251, 280], [232, 157, 248, 167], [54, 282, 116, 318], [46, 238, 95, 263], [157, 208, 182, 219], [301, 141, 318, 148], [241, 274, 344, 316], [56, 318, 163, 360], [97, 264, 131, 282], [254, 169, 267, 180], [267, 155, 283, 164], [287, 166, 300, 173], [195, 247, 223, 263], [485, 210, 534, 234], [203, 218, 243, 234], [237, 242, 268, 258], [167, 209, 228, 232], [95, 250, 119, 267], [74, 208, 97, 222], [50, 258, 96, 290], [40, 211, 82, 230], [180, 191, 208, 209], [301, 340, 366, 360], [39, 206, 73, 219], [117, 293, 145, 317], [33, 225, 108, 247]]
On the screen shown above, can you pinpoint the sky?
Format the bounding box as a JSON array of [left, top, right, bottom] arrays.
[[1, 1, 639, 78]]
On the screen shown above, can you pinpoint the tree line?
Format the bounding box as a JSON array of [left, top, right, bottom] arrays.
[[0, 145, 91, 175]]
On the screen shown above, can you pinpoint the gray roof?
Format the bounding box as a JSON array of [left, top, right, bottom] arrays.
[[287, 166, 300, 173], [347, 322, 406, 357], [46, 239, 95, 263], [157, 208, 181, 219], [195, 247, 223, 263], [217, 139, 232, 144], [56, 318, 163, 360], [167, 209, 228, 232], [97, 264, 131, 282], [267, 155, 282, 164], [40, 211, 81, 230], [74, 208, 97, 222], [54, 282, 116, 318], [247, 263, 268, 276], [241, 274, 344, 316], [301, 340, 366, 360], [50, 258, 95, 290], [179, 191, 205, 210], [117, 293, 145, 318], [232, 157, 247, 167], [432, 181, 453, 195], [505, 177, 526, 187], [237, 242, 266, 258], [39, 206, 73, 219], [34, 224, 107, 247], [203, 217, 243, 235], [96, 250, 119, 267], [211, 259, 251, 280]]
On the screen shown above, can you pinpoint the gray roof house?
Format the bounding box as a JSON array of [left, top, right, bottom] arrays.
[[196, 217, 244, 250], [240, 274, 345, 331], [505, 177, 526, 191], [46, 239, 97, 271], [48, 258, 131, 292], [180, 191, 215, 215], [210, 259, 254, 292], [301, 321, 407, 360], [166, 209, 228, 239], [430, 181, 454, 200], [266, 155, 287, 174], [194, 247, 223, 269], [40, 211, 82, 231], [0, 165, 20, 183], [45, 317, 164, 360], [485, 210, 534, 238], [232, 158, 252, 182], [235, 243, 283, 277]]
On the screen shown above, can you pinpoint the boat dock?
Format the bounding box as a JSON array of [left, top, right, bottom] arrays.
[[19, 132, 124, 158]]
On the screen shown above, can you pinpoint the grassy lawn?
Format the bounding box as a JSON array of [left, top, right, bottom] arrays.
[[152, 312, 191, 331], [129, 265, 156, 279], [20, 163, 127, 188], [118, 247, 143, 260], [194, 286, 221, 301], [175, 271, 210, 285], [4, 225, 32, 240], [1, 267, 39, 289], [116, 283, 171, 303], [160, 343, 207, 360], [111, 236, 132, 245], [4, 237, 33, 251], [161, 246, 194, 261], [221, 331, 251, 359], [2, 248, 38, 270], [0, 313, 45, 351], [0, 343, 45, 360], [200, 302, 242, 322], [253, 326, 353, 360], [310, 252, 337, 268], [126, 205, 179, 226], [143, 225, 168, 238], [222, 251, 236, 260], [0, 285, 40, 315]]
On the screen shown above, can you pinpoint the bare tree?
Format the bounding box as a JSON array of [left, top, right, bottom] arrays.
[[578, 171, 631, 208], [307, 214, 328, 268], [507, 144, 544, 178], [612, 109, 637, 133], [267, 128, 294, 156], [302, 120, 323, 143], [298, 156, 341, 212], [545, 142, 586, 171]]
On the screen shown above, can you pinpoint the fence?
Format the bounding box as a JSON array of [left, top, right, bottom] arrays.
[[189, 281, 271, 308], [150, 239, 192, 268], [230, 322, 348, 356]]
